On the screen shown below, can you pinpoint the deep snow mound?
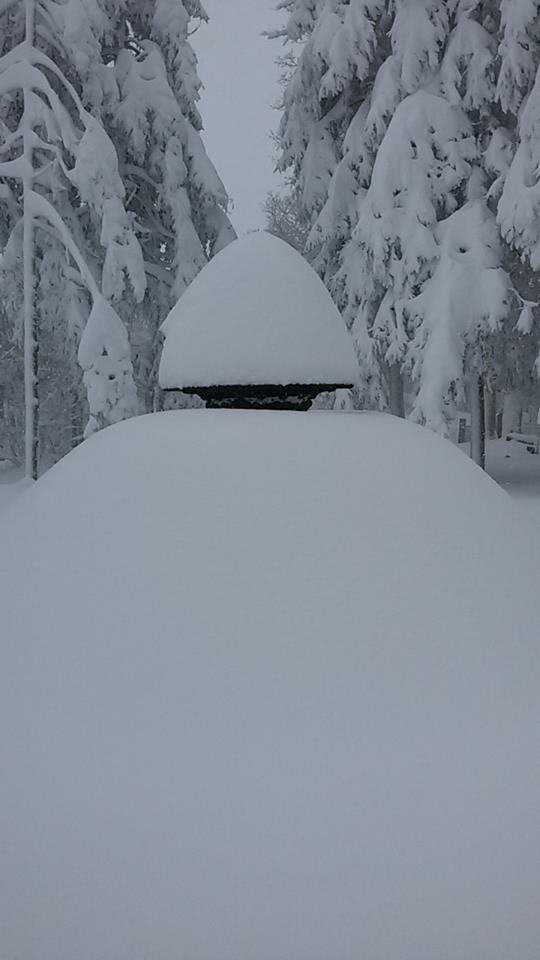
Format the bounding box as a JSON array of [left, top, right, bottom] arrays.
[[1, 411, 538, 960]]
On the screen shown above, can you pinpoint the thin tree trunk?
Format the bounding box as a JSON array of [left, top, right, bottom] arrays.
[[470, 374, 486, 470], [71, 389, 83, 448], [484, 386, 497, 440], [153, 383, 163, 414], [387, 362, 405, 418], [23, 0, 38, 480], [501, 390, 523, 437]]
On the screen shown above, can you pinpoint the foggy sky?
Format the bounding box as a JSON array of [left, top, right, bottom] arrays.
[[193, 0, 284, 234]]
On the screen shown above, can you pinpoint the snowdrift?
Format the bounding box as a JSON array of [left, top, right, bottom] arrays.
[[0, 411, 538, 960]]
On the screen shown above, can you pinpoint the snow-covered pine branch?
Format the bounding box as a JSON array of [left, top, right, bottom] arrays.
[[498, 65, 540, 271], [0, 40, 146, 298], [28, 189, 140, 435], [340, 89, 476, 403], [408, 200, 512, 433]]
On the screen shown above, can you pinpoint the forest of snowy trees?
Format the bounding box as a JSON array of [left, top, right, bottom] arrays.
[[0, 0, 235, 477], [2, 0, 540, 476], [271, 0, 540, 466]]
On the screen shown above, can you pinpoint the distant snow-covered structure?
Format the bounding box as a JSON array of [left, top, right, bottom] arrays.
[[159, 232, 357, 409]]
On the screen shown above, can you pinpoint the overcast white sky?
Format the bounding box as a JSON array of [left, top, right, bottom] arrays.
[[193, 0, 285, 235]]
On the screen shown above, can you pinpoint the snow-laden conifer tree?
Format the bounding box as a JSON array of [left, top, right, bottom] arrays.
[[0, 0, 236, 469], [272, 0, 398, 408], [274, 0, 540, 458], [340, 86, 480, 418], [107, 1, 237, 410], [0, 0, 144, 476], [486, 0, 540, 438], [275, 0, 389, 264]]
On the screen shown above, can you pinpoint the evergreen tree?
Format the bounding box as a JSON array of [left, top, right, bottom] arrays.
[[274, 0, 540, 462], [0, 0, 144, 477], [272, 0, 395, 409], [107, 1, 236, 411], [0, 0, 236, 472]]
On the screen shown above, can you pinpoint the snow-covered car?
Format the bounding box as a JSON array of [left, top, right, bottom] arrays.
[[0, 410, 538, 960]]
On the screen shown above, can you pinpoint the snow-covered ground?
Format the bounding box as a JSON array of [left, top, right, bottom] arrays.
[[1, 410, 538, 960], [2, 432, 540, 519], [0, 462, 24, 513], [485, 437, 540, 521]]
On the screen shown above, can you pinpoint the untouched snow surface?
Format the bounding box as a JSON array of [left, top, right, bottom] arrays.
[[486, 437, 540, 512], [1, 411, 539, 960], [0, 464, 24, 511], [159, 233, 358, 389]]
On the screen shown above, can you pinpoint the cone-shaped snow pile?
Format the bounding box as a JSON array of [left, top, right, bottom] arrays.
[[1, 411, 539, 960], [159, 232, 358, 391]]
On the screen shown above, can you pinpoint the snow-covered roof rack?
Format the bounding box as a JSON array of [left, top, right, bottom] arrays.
[[159, 232, 357, 409]]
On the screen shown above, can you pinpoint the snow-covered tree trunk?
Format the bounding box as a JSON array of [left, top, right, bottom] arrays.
[[502, 391, 523, 436], [22, 0, 37, 480], [484, 386, 498, 440], [386, 362, 405, 419], [470, 375, 486, 471]]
